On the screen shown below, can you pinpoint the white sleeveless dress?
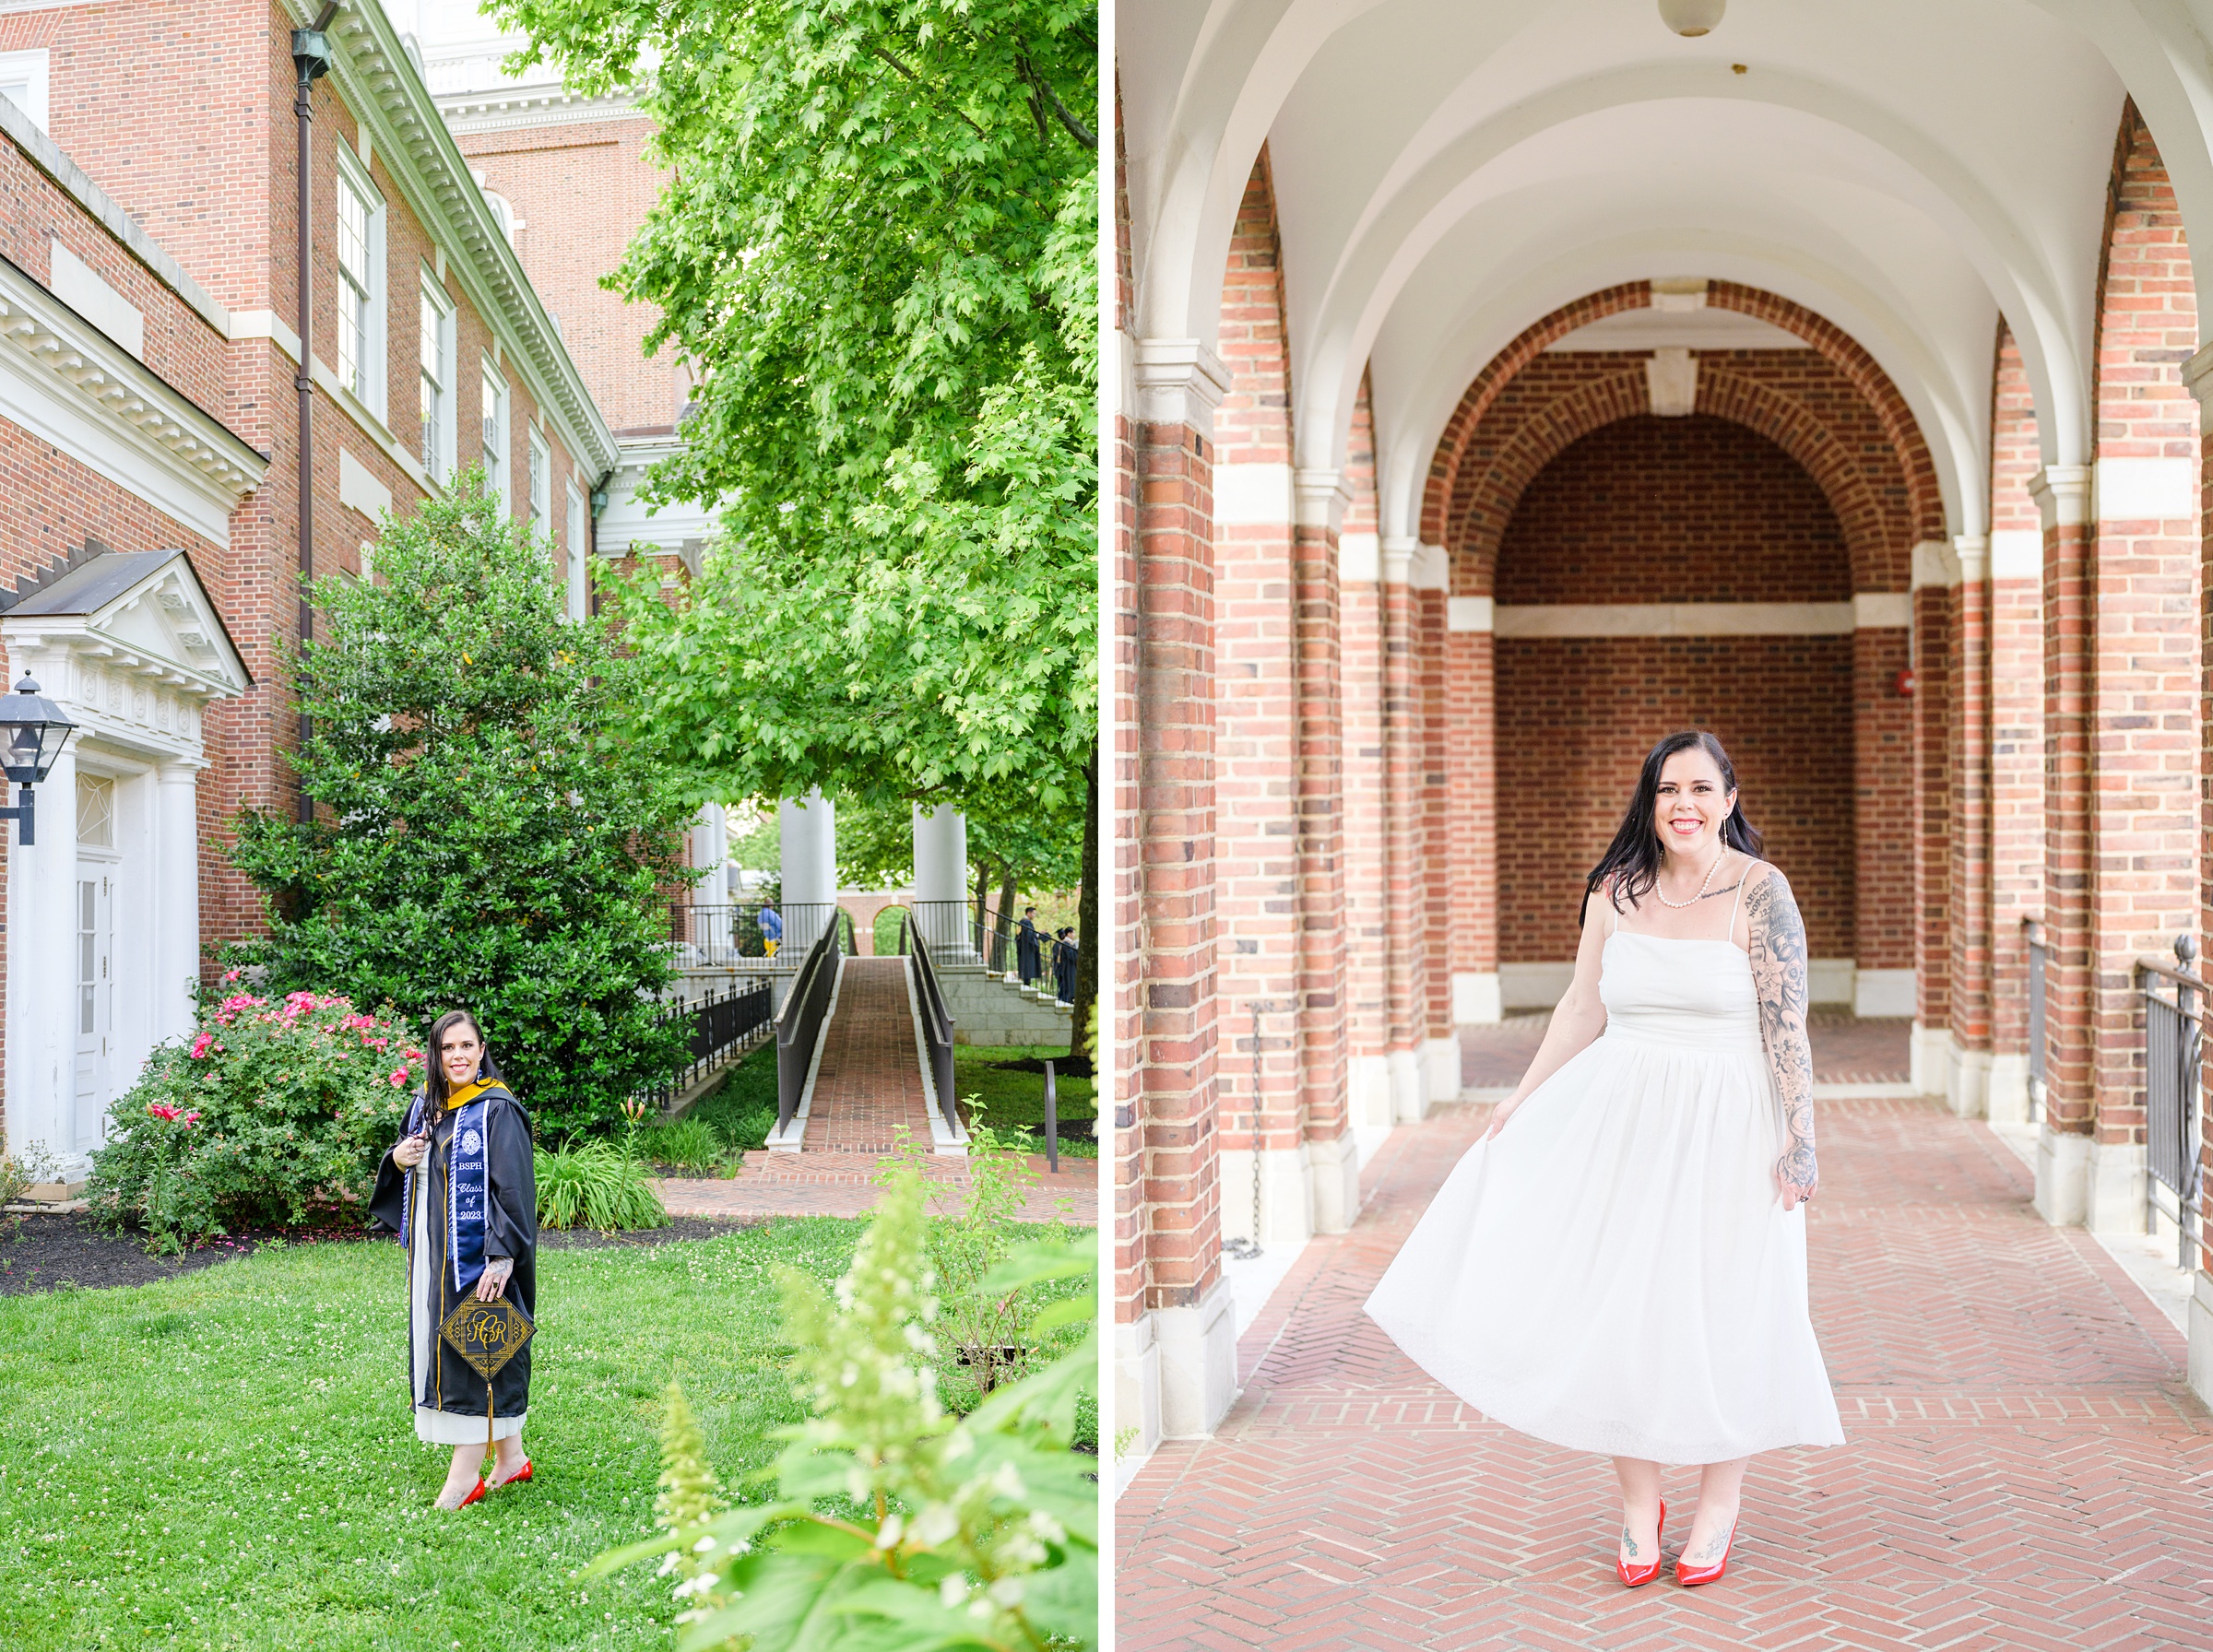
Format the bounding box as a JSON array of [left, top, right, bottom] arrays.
[[1365, 891, 1844, 1465]]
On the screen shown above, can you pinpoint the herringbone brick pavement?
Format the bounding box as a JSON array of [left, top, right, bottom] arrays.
[[1463, 1013, 1910, 1090], [807, 957, 936, 1151], [1117, 1097, 2213, 1648]]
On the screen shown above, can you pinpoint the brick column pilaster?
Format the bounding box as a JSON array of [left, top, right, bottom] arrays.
[[2185, 343, 2213, 1402], [1911, 540, 1958, 1096], [1445, 603, 1497, 1030], [1414, 549, 1457, 1103], [1339, 535, 1391, 1134], [1379, 537, 1428, 1121], [1947, 535, 1995, 1116], [1852, 606, 1914, 1013], [1295, 469, 1356, 1232], [1129, 336, 1234, 1439], [2032, 464, 2097, 1224]]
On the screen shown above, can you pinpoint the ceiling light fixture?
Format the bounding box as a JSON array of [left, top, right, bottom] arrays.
[[1658, 0, 1725, 37]]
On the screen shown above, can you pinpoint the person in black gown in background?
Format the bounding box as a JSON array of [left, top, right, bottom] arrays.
[[370, 1009, 538, 1509]]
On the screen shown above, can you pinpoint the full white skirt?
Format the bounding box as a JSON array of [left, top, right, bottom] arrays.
[[1365, 1027, 1844, 1465]]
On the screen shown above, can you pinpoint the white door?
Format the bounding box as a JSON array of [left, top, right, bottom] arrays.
[[73, 871, 112, 1150]]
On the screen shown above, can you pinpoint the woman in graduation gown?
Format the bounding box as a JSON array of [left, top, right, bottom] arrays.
[[370, 1009, 538, 1509]]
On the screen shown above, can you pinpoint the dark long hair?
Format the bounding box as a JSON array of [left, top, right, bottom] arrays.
[[425, 1008, 500, 1108], [1582, 730, 1764, 924]]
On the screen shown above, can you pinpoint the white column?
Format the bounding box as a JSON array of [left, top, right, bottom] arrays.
[[6, 744, 79, 1174], [150, 761, 202, 1053], [777, 791, 836, 952], [911, 803, 971, 957]]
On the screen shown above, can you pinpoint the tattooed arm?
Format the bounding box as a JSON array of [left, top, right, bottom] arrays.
[[1746, 867, 1818, 1210]]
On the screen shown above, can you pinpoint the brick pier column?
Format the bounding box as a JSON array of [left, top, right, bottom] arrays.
[[1126, 337, 1234, 1441], [1379, 537, 1429, 1120], [1338, 396, 1391, 1143], [1946, 535, 1995, 1116], [1445, 595, 1497, 1038], [1910, 541, 1957, 1095], [2187, 343, 2213, 1409], [1852, 602, 1914, 1016], [1414, 549, 1459, 1103]]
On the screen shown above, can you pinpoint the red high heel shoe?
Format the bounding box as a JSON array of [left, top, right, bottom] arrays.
[[494, 1458, 533, 1488], [1616, 1498, 1665, 1588], [455, 1477, 488, 1509], [1675, 1519, 1737, 1587]]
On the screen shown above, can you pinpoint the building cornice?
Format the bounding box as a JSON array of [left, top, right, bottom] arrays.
[[309, 1, 620, 478], [435, 87, 645, 136]]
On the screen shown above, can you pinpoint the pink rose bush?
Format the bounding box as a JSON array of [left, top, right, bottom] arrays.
[[90, 981, 423, 1252]]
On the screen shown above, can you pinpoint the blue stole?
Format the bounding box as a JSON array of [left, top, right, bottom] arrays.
[[397, 1085, 494, 1298]]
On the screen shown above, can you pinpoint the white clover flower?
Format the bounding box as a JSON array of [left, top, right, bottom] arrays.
[[875, 1513, 905, 1551], [1027, 1511, 1066, 1544], [988, 1575, 1026, 1607], [939, 1575, 967, 1609], [913, 1504, 960, 1547], [692, 1534, 717, 1553]]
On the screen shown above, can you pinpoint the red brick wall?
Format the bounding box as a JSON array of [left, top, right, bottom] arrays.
[[1495, 415, 1850, 602], [1987, 326, 2042, 1062], [1111, 90, 1144, 1325], [1496, 641, 1855, 961], [1340, 379, 1388, 1070]]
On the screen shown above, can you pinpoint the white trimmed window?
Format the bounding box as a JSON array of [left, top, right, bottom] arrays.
[[480, 361, 508, 508], [527, 427, 551, 538], [0, 49, 51, 134], [418, 277, 455, 482], [333, 147, 385, 416], [564, 480, 588, 621]]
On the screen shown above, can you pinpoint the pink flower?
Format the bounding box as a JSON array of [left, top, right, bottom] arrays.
[[180, 1111, 201, 1127], [189, 1032, 214, 1060], [221, 968, 244, 984], [147, 1102, 183, 1122], [388, 1069, 408, 1087]]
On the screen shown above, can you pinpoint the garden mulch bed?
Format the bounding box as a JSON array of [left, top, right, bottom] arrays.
[[0, 1211, 771, 1297]]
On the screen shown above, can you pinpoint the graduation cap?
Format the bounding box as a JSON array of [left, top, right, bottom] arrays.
[[441, 1297, 536, 1477]]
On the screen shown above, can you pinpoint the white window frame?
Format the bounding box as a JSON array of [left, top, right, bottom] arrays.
[[0, 49, 51, 135], [418, 273, 456, 484], [527, 425, 551, 539], [479, 360, 509, 510], [332, 144, 385, 420], [564, 479, 588, 621]]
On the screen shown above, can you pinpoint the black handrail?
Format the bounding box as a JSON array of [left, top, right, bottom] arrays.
[[775, 914, 844, 1136], [634, 981, 775, 1111], [905, 920, 958, 1137], [2024, 916, 2047, 1126], [2137, 936, 2204, 1269]]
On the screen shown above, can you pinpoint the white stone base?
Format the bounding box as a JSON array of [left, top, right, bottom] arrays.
[[1943, 1045, 1991, 1119], [1308, 1131, 1360, 1233], [1114, 1314, 1161, 1492], [1348, 1053, 1393, 1129], [1854, 968, 1916, 1019], [1807, 959, 1855, 1007], [1909, 1021, 1951, 1099], [2034, 1125, 2091, 1227], [1214, 1145, 1317, 1246], [2086, 1139, 2148, 1236], [1422, 1037, 1460, 1105], [2189, 1271, 2213, 1414], [1388, 1047, 1426, 1123], [1986, 1052, 2030, 1125], [1451, 971, 1502, 1025], [1154, 1276, 1237, 1439]]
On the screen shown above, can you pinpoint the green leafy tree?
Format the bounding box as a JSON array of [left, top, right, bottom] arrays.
[[492, 0, 1100, 1047], [226, 472, 699, 1136]]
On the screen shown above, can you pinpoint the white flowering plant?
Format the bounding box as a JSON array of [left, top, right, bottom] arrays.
[[585, 1160, 1097, 1649]]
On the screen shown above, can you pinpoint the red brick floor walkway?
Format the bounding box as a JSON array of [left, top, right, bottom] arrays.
[[1117, 1097, 2213, 1648], [653, 1150, 1095, 1224], [806, 956, 935, 1151], [1463, 1012, 1910, 1089]]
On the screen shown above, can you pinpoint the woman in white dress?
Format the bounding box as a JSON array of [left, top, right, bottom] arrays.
[[1366, 730, 1841, 1587]]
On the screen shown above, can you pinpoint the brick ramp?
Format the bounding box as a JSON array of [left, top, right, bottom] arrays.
[[1117, 1096, 2212, 1649], [804, 955, 936, 1151], [652, 1150, 1095, 1225]]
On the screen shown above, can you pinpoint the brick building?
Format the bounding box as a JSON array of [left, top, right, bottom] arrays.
[[0, 0, 632, 1177], [1115, 5, 2213, 1456]]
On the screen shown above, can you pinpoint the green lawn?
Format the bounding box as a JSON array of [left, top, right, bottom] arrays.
[[0, 1221, 868, 1651], [953, 1044, 1097, 1159], [675, 1040, 779, 1154]]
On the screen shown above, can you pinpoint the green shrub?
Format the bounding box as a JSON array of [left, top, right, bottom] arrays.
[[87, 985, 422, 1253], [536, 1139, 669, 1232], [224, 471, 699, 1138], [639, 1116, 724, 1174], [587, 1161, 1097, 1650]]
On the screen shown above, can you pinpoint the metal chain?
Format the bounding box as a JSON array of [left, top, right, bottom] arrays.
[[1224, 1002, 1267, 1261]]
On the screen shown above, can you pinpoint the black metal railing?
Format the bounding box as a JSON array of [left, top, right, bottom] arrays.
[[2025, 916, 2047, 1126], [905, 918, 959, 1137], [670, 901, 842, 969], [2137, 937, 2205, 1269], [913, 898, 1075, 1002], [775, 914, 844, 1137], [639, 981, 774, 1109]]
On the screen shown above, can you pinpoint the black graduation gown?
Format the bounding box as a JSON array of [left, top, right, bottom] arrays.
[[369, 1087, 538, 1428], [1055, 938, 1079, 1002], [1016, 918, 1042, 982]]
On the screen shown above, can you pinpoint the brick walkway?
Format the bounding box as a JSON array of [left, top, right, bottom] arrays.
[[806, 956, 935, 1151], [652, 1150, 1095, 1224], [1464, 1011, 1909, 1089], [1117, 1097, 2213, 1648]]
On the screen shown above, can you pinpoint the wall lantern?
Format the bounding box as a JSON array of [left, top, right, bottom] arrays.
[[1658, 0, 1725, 37], [0, 674, 78, 846]]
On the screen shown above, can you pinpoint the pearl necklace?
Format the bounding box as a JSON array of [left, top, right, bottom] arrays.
[[1653, 842, 1729, 909]]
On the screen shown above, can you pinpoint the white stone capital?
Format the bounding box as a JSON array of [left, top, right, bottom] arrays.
[[2029, 465, 2092, 530], [1339, 532, 1380, 584], [1446, 596, 1494, 633], [1408, 543, 1450, 593], [1132, 337, 1231, 431], [1909, 538, 1960, 590], [1379, 534, 1416, 585], [1952, 533, 1989, 584], [2183, 338, 2213, 429], [1294, 466, 1349, 531]]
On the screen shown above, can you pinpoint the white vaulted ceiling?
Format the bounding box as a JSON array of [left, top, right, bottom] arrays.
[[1116, 0, 2213, 541]]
